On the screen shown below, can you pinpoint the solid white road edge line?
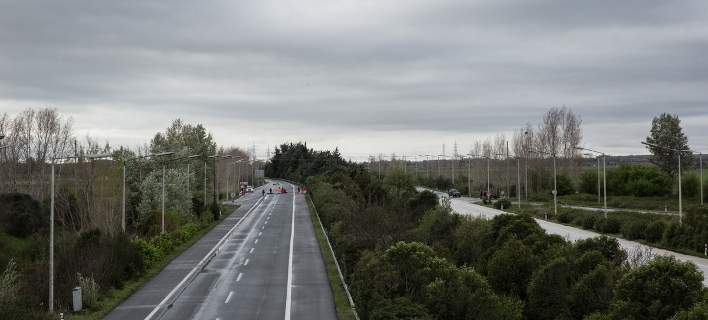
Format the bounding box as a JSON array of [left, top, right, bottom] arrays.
[[143, 194, 266, 320], [284, 185, 295, 320], [236, 272, 243, 282]]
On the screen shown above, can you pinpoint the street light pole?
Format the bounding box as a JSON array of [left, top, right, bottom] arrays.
[[678, 152, 682, 224], [468, 157, 472, 197], [552, 153, 557, 219], [641, 141, 688, 224], [700, 153, 704, 206], [596, 156, 601, 204], [49, 161, 55, 312], [483, 156, 490, 196], [517, 157, 521, 209]]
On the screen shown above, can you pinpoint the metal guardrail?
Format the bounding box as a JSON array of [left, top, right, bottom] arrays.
[[144, 195, 266, 320], [306, 193, 360, 320]]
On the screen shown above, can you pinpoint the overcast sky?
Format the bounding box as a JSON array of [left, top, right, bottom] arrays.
[[1, 0, 707, 160]]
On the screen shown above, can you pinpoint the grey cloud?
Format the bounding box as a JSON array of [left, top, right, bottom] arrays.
[[0, 0, 707, 155]]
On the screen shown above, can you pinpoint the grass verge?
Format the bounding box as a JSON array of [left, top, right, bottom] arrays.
[[67, 204, 239, 320], [306, 195, 357, 320]]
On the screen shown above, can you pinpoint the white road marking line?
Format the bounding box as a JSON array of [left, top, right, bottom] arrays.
[[236, 272, 243, 282], [224, 291, 234, 304], [258, 231, 262, 236], [249, 247, 254, 254], [254, 239, 258, 244], [265, 220, 269, 225], [244, 258, 250, 266], [261, 226, 265, 230], [285, 185, 295, 320]]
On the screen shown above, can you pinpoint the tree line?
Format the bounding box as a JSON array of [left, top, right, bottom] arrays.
[[266, 142, 708, 320]]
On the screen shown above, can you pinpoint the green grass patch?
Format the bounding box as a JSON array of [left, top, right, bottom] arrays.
[[306, 195, 357, 320], [67, 207, 239, 320]]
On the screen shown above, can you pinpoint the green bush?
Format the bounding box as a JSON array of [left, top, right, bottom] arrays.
[[595, 217, 621, 234], [494, 198, 512, 210], [557, 174, 575, 196], [175, 223, 200, 243], [0, 193, 46, 238], [557, 212, 573, 224], [682, 173, 700, 199], [621, 221, 647, 240], [580, 215, 597, 230], [643, 221, 666, 243], [606, 165, 672, 197], [579, 170, 599, 195], [76, 273, 100, 309], [133, 238, 161, 269]]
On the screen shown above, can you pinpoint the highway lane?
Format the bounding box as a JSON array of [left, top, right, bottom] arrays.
[[444, 194, 708, 285], [106, 188, 267, 320], [161, 181, 336, 320]]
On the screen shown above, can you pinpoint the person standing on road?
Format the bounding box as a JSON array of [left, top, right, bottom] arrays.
[[262, 189, 265, 197]]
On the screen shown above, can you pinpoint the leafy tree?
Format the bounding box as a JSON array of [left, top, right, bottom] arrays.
[[0, 193, 45, 237], [611, 256, 703, 320], [674, 302, 708, 320], [573, 250, 608, 279], [579, 169, 599, 195], [644, 113, 693, 176], [606, 165, 672, 197], [570, 265, 614, 319], [557, 173, 575, 196], [369, 297, 431, 320], [424, 267, 523, 320], [575, 236, 627, 266], [138, 168, 191, 232], [527, 257, 572, 320], [643, 221, 666, 243], [486, 239, 535, 298]]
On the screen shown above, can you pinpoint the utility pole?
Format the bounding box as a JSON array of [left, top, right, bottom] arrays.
[[700, 153, 704, 206], [467, 157, 472, 197], [517, 157, 521, 209], [597, 156, 601, 204], [641, 142, 687, 224]]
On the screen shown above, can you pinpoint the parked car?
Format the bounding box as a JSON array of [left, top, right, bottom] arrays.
[[246, 186, 254, 193], [448, 188, 461, 198]]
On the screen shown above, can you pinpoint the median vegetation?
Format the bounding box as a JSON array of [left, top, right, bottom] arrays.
[[267, 142, 708, 320]]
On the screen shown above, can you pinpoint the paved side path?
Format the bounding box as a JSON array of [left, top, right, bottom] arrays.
[[105, 188, 266, 320], [446, 195, 708, 285]]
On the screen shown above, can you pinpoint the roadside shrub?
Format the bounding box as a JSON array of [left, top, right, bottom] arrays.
[[557, 212, 573, 224], [175, 223, 200, 243], [133, 238, 161, 269], [579, 170, 599, 195], [494, 198, 512, 210], [606, 165, 672, 197], [621, 221, 647, 240], [557, 174, 575, 196], [595, 217, 621, 234], [76, 273, 100, 309], [682, 173, 700, 199], [643, 221, 666, 243], [580, 215, 598, 230], [0, 193, 46, 237], [662, 222, 690, 249], [152, 233, 175, 257]]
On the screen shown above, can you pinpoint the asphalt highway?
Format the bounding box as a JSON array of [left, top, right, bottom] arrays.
[[107, 181, 336, 320], [160, 181, 336, 320]]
